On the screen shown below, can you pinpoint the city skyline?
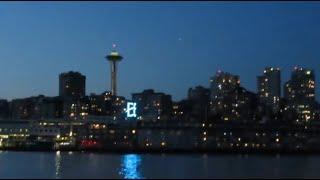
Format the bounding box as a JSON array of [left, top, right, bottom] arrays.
[[0, 2, 320, 101]]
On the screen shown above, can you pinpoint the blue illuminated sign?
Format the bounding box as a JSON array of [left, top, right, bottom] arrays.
[[126, 102, 137, 118]]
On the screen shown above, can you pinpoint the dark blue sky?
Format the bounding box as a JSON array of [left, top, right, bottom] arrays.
[[0, 2, 320, 101]]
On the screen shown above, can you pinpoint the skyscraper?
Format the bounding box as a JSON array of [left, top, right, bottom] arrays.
[[257, 67, 281, 111], [209, 71, 257, 122], [59, 71, 86, 99], [284, 67, 316, 122], [210, 70, 240, 101]]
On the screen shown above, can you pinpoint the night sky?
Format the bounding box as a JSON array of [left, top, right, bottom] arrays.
[[0, 2, 320, 101]]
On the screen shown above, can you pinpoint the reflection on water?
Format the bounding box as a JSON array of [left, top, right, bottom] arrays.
[[119, 154, 143, 179], [55, 151, 61, 179], [2, 151, 320, 179]]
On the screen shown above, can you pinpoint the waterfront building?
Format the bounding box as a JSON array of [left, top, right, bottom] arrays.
[[29, 119, 87, 150], [10, 95, 64, 120], [0, 100, 9, 120], [0, 120, 30, 148], [41, 96, 64, 119], [137, 126, 200, 150], [62, 97, 89, 120], [187, 86, 210, 123], [210, 71, 240, 101], [132, 89, 172, 122], [257, 67, 281, 112], [172, 100, 193, 123], [87, 91, 127, 118], [284, 67, 316, 123], [188, 86, 211, 103], [59, 71, 86, 100], [209, 71, 258, 122]]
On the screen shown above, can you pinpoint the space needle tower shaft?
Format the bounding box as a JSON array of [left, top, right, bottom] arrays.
[[106, 44, 123, 96]]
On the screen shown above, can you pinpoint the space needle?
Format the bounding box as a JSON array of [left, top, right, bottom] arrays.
[[106, 44, 123, 96]]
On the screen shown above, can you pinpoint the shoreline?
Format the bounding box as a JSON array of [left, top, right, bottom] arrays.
[[2, 148, 320, 155]]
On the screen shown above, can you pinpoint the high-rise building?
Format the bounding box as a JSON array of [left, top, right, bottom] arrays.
[[257, 67, 281, 112], [187, 86, 211, 123], [188, 86, 210, 104], [59, 71, 86, 99], [284, 67, 316, 123], [0, 100, 9, 120], [210, 71, 240, 101], [132, 89, 172, 122], [210, 71, 240, 114], [209, 71, 257, 122]]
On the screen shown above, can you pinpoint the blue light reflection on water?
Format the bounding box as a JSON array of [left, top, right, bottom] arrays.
[[119, 154, 143, 179], [55, 151, 61, 179]]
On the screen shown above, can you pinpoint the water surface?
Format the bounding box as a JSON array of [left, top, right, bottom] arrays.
[[0, 151, 318, 179]]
